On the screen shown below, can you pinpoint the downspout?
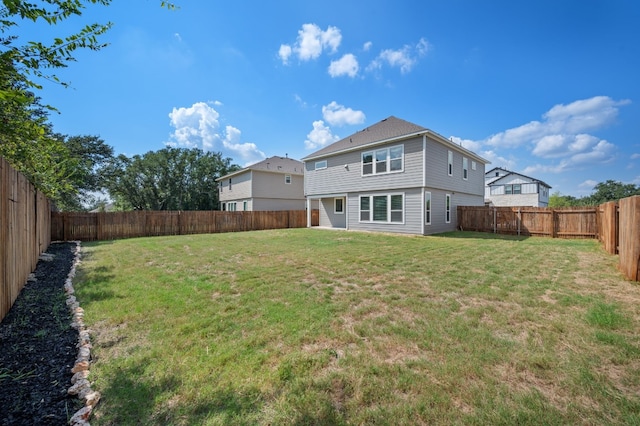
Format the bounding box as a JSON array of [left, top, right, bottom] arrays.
[[422, 134, 427, 235]]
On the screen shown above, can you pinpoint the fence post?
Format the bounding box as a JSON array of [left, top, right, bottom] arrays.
[[618, 196, 640, 281], [551, 209, 557, 238]]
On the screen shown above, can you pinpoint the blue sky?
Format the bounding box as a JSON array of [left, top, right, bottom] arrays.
[[23, 0, 640, 197]]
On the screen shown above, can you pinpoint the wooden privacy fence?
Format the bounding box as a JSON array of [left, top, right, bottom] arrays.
[[1, 157, 51, 322], [458, 206, 598, 238], [51, 209, 320, 242], [458, 198, 640, 282]]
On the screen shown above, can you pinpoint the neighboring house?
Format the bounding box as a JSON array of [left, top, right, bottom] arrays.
[[302, 116, 489, 235], [485, 167, 551, 207], [216, 156, 306, 211]]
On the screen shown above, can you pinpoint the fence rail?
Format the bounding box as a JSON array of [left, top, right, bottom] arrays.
[[51, 209, 320, 242], [1, 157, 51, 322], [457, 206, 598, 238]]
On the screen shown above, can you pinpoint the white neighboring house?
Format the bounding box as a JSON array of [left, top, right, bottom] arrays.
[[216, 156, 306, 211], [485, 167, 551, 207]]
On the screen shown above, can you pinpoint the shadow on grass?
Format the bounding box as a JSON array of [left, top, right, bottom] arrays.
[[96, 358, 262, 425], [432, 231, 530, 241]]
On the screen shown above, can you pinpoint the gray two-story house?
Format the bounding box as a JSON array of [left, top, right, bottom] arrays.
[[217, 156, 305, 211], [302, 116, 489, 235]]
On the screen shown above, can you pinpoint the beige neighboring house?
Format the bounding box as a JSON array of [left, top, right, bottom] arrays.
[[216, 156, 306, 211], [485, 167, 551, 207]]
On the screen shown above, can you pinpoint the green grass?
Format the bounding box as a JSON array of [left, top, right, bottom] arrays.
[[74, 229, 640, 425]]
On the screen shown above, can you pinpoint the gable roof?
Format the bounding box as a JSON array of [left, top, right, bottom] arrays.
[[302, 116, 489, 164], [216, 156, 303, 181], [486, 168, 552, 189]]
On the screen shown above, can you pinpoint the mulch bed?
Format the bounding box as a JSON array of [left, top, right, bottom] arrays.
[[0, 242, 83, 425]]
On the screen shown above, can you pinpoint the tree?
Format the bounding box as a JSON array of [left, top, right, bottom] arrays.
[[548, 191, 579, 207], [53, 134, 115, 211], [584, 180, 640, 205], [104, 147, 240, 211]]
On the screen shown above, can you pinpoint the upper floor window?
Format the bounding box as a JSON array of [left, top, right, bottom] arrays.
[[285, 174, 292, 184], [463, 157, 468, 180], [472, 161, 477, 171], [448, 150, 453, 176], [362, 144, 404, 176], [505, 184, 521, 195], [228, 178, 232, 190], [315, 160, 327, 170]]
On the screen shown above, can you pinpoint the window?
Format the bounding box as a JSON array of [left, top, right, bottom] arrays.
[[335, 198, 344, 214], [463, 157, 468, 180], [445, 194, 451, 224], [315, 160, 327, 170], [285, 174, 292, 184], [448, 151, 453, 176], [359, 194, 404, 223], [425, 192, 431, 225], [228, 178, 232, 190], [504, 184, 521, 195], [243, 201, 248, 211], [227, 202, 237, 211], [360, 196, 370, 221], [472, 161, 477, 171], [362, 144, 404, 176]]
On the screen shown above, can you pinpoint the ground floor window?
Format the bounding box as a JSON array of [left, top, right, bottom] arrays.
[[445, 194, 451, 223], [227, 202, 237, 212], [425, 192, 431, 225], [335, 197, 344, 214], [359, 193, 404, 223]]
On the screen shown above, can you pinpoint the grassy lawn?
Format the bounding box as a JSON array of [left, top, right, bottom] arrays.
[[74, 229, 640, 425]]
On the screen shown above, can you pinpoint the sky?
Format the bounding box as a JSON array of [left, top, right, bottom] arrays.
[[21, 0, 640, 197]]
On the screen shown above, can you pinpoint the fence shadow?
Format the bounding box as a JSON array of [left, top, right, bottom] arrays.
[[434, 231, 529, 241]]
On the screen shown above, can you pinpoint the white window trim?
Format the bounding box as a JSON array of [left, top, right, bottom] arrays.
[[334, 197, 345, 214], [358, 193, 404, 224], [361, 144, 404, 176], [425, 191, 432, 225], [285, 174, 292, 184], [471, 160, 477, 171], [448, 150, 453, 176], [315, 160, 327, 170], [445, 194, 451, 224]]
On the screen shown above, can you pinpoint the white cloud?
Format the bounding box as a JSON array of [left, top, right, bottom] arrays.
[[166, 102, 265, 164], [221, 125, 266, 165], [631, 153, 640, 160], [579, 179, 598, 189], [367, 37, 430, 74], [278, 44, 292, 64], [465, 96, 631, 174], [363, 41, 372, 51], [450, 136, 482, 154], [305, 120, 339, 150], [280, 23, 342, 64], [328, 53, 359, 78], [322, 102, 365, 126]]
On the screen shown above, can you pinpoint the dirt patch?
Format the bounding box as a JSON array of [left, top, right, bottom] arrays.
[[0, 242, 83, 425]]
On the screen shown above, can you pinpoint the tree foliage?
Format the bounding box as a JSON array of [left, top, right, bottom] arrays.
[[53, 134, 114, 211], [549, 180, 640, 207], [104, 147, 239, 211]]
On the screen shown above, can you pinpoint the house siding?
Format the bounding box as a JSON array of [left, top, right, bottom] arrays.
[[219, 171, 252, 202], [253, 198, 306, 211], [305, 136, 424, 196], [252, 170, 304, 200], [425, 137, 485, 196], [319, 198, 347, 228]]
